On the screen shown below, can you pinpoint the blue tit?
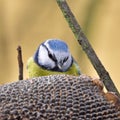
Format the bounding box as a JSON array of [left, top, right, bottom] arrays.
[[27, 39, 81, 78]]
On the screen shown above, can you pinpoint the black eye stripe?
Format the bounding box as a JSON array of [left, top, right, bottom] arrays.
[[42, 44, 57, 62], [48, 53, 52, 59], [63, 57, 68, 63], [48, 52, 57, 62]]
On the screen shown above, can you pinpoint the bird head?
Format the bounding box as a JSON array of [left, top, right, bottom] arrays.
[[34, 39, 73, 72]]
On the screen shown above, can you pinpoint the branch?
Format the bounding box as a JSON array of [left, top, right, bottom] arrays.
[[56, 0, 120, 97], [17, 45, 23, 80]]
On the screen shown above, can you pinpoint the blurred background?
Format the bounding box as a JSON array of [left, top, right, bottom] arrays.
[[0, 0, 120, 91]]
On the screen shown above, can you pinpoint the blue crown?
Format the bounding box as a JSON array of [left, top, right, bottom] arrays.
[[47, 39, 68, 52]]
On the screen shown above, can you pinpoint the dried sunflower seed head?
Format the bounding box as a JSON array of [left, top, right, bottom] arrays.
[[0, 74, 120, 119]]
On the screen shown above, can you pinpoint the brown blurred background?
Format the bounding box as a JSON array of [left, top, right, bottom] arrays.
[[0, 0, 120, 91]]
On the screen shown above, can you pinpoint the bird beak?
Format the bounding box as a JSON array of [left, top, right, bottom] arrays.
[[57, 64, 62, 70]]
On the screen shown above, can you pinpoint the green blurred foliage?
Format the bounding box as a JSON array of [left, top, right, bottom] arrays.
[[0, 0, 120, 91]]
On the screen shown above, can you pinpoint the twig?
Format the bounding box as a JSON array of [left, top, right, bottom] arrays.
[[17, 45, 23, 80], [56, 0, 120, 96]]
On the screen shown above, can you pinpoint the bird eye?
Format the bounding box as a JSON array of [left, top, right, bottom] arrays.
[[63, 57, 68, 63], [48, 53, 53, 59], [48, 53, 57, 62]]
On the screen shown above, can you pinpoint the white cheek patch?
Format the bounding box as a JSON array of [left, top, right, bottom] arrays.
[[38, 46, 55, 69]]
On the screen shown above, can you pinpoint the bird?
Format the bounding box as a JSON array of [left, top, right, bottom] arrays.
[[27, 39, 80, 78]]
